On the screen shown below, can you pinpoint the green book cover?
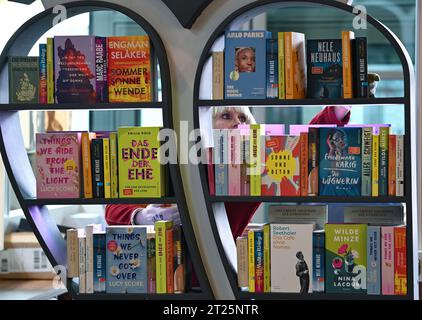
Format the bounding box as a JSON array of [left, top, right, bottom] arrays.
[[8, 56, 39, 103], [325, 224, 367, 294], [118, 127, 163, 198]]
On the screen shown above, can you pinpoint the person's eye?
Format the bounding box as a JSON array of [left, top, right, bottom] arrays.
[[238, 114, 247, 123], [221, 112, 232, 120]]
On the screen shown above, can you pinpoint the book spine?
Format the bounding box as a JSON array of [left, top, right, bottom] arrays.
[[241, 134, 250, 196], [207, 147, 215, 195], [353, 37, 368, 98], [379, 127, 389, 196], [254, 230, 264, 293], [394, 226, 407, 295], [396, 135, 404, 196], [381, 226, 394, 295], [165, 227, 174, 294], [308, 128, 319, 196], [212, 52, 224, 99], [81, 132, 93, 198], [367, 226, 380, 295], [361, 127, 372, 196], [109, 132, 118, 198], [292, 33, 306, 99], [388, 134, 396, 196], [248, 230, 255, 293], [263, 224, 270, 292], [284, 32, 293, 99], [300, 132, 309, 197], [147, 233, 156, 293], [342, 31, 355, 98], [312, 232, 325, 293], [277, 32, 285, 99], [155, 222, 167, 293], [102, 138, 111, 199], [85, 225, 94, 294], [266, 38, 278, 98], [214, 130, 228, 195], [173, 226, 185, 294], [236, 236, 248, 288], [91, 138, 105, 198], [66, 229, 79, 278], [39, 44, 47, 104], [372, 134, 379, 196], [46, 38, 54, 104], [95, 36, 108, 102], [78, 236, 86, 294], [93, 233, 106, 293], [228, 130, 241, 195], [250, 125, 261, 196]]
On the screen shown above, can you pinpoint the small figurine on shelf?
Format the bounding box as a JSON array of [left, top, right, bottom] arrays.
[[368, 72, 381, 98]]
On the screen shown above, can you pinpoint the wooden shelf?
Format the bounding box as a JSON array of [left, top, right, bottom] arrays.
[[208, 195, 406, 203], [24, 197, 177, 206], [0, 101, 163, 111], [197, 97, 406, 107]]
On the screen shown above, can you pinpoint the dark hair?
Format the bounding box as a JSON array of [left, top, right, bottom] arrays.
[[296, 251, 303, 259]]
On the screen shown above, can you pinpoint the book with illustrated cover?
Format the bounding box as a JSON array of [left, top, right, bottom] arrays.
[[307, 39, 342, 99], [54, 36, 96, 103], [224, 30, 270, 99], [8, 56, 39, 104], [107, 36, 151, 102]]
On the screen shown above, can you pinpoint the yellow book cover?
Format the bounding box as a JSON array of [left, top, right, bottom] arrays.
[[372, 134, 379, 197], [107, 36, 151, 102], [277, 32, 285, 99], [46, 37, 54, 104], [118, 127, 163, 198], [81, 132, 93, 198], [342, 31, 355, 98], [248, 229, 255, 293], [249, 124, 261, 196], [155, 220, 173, 294], [284, 32, 293, 99], [103, 138, 111, 199], [109, 132, 118, 198]]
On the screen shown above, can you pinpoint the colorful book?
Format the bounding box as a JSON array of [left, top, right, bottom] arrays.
[[308, 127, 319, 196], [118, 127, 163, 197], [372, 134, 379, 196], [147, 229, 156, 293], [307, 39, 343, 99], [394, 226, 407, 295], [249, 124, 261, 196], [81, 132, 94, 198], [239, 125, 250, 196], [155, 220, 173, 293], [173, 225, 186, 294], [263, 224, 270, 293], [36, 132, 81, 198], [109, 132, 119, 198], [342, 31, 355, 98], [388, 134, 396, 196], [284, 32, 306, 99], [213, 129, 228, 196], [313, 231, 325, 293], [228, 129, 241, 195], [361, 127, 372, 196], [95, 36, 108, 102], [367, 226, 381, 295], [270, 224, 314, 293], [91, 138, 104, 198], [319, 127, 362, 196], [103, 138, 111, 199], [381, 226, 394, 295], [39, 44, 47, 104], [93, 231, 106, 293], [224, 30, 270, 99], [254, 229, 265, 293], [300, 132, 308, 196], [106, 226, 147, 293], [325, 224, 367, 294], [379, 126, 390, 196], [266, 38, 278, 98], [277, 32, 285, 99], [396, 135, 404, 196], [46, 37, 54, 104], [54, 36, 96, 103], [248, 229, 255, 292], [8, 56, 39, 104], [352, 37, 368, 98], [107, 36, 151, 102]]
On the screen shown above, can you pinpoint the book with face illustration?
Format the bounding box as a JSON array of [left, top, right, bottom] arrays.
[[105, 226, 147, 293]]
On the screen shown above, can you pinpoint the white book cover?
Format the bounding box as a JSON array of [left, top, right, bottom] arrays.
[[85, 225, 94, 294], [78, 236, 86, 294], [270, 224, 314, 293]]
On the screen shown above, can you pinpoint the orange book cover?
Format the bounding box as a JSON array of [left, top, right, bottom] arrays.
[[165, 227, 174, 294], [107, 35, 151, 102], [342, 31, 355, 98], [388, 134, 396, 196], [81, 132, 95, 198], [285, 32, 306, 99], [394, 226, 407, 295]]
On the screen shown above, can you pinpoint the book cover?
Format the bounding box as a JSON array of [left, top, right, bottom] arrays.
[[313, 231, 325, 293], [248, 229, 255, 292], [107, 35, 151, 102], [308, 127, 319, 196], [206, 147, 215, 195], [212, 51, 224, 99], [240, 126, 250, 196], [367, 226, 380, 295], [394, 226, 407, 295], [249, 124, 261, 196], [343, 205, 404, 226], [381, 226, 394, 295], [266, 38, 278, 98], [254, 229, 264, 293], [236, 236, 248, 288], [228, 129, 241, 195], [307, 39, 343, 99], [36, 132, 81, 198], [118, 127, 163, 198], [269, 205, 327, 230], [213, 129, 228, 196], [379, 126, 390, 196], [66, 229, 79, 278], [81, 132, 94, 198], [8, 56, 39, 104], [173, 225, 185, 294], [147, 229, 156, 293], [95, 36, 108, 102], [78, 234, 86, 294], [165, 227, 174, 293], [270, 224, 314, 293], [109, 132, 119, 198], [106, 226, 147, 293], [155, 220, 173, 293], [361, 127, 372, 196], [352, 37, 368, 98], [277, 32, 285, 99], [93, 231, 106, 293], [319, 127, 362, 196], [396, 135, 404, 196], [284, 32, 306, 99], [224, 30, 270, 99], [85, 225, 94, 294], [325, 224, 367, 294], [103, 138, 111, 199], [46, 37, 54, 104], [91, 138, 104, 198], [54, 36, 96, 103], [372, 134, 379, 196], [388, 134, 396, 196], [39, 44, 47, 104], [300, 132, 308, 196], [342, 31, 355, 98], [263, 224, 270, 293]]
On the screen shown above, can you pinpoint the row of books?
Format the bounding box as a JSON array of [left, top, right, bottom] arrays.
[[213, 30, 368, 100], [209, 124, 404, 197], [66, 221, 190, 294], [36, 127, 164, 199], [237, 221, 407, 295], [8, 35, 151, 104]]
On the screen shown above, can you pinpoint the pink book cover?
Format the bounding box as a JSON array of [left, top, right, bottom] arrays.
[[228, 129, 241, 196], [345, 124, 391, 135], [381, 226, 395, 295], [261, 125, 285, 196], [36, 132, 81, 198], [289, 124, 336, 136]]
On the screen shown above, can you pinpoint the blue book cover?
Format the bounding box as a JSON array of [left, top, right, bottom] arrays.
[[312, 231, 325, 293], [367, 226, 381, 295], [224, 30, 270, 99], [266, 38, 278, 98], [106, 226, 147, 293], [93, 232, 106, 293], [319, 127, 362, 196], [307, 39, 342, 99]]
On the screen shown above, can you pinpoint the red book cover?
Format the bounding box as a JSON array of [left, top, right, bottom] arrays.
[[281, 135, 301, 196], [166, 227, 174, 294], [300, 132, 308, 197], [394, 226, 407, 295]]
